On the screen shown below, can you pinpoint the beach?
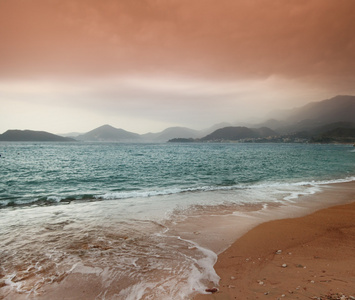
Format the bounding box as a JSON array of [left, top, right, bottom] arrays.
[[1, 143, 355, 299], [1, 182, 354, 300], [195, 182, 355, 300]]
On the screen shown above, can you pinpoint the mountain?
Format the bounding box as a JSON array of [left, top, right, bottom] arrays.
[[198, 122, 232, 136], [141, 127, 201, 142], [309, 122, 355, 135], [254, 119, 287, 132], [288, 95, 355, 124], [3, 95, 354, 144], [268, 95, 355, 133], [58, 132, 83, 138], [200, 126, 277, 141], [310, 127, 355, 143], [255, 127, 278, 137], [142, 123, 234, 142], [76, 124, 141, 142], [0, 130, 76, 142], [307, 122, 355, 143]]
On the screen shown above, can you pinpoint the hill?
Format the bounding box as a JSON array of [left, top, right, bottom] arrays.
[[58, 132, 83, 138], [198, 122, 232, 137], [141, 123, 231, 142], [0, 130, 76, 142], [266, 95, 355, 133], [141, 127, 201, 142], [287, 95, 355, 124], [309, 122, 355, 143], [3, 95, 354, 144], [76, 125, 141, 142], [200, 126, 277, 141]]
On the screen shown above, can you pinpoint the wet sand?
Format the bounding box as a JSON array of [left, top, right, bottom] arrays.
[[2, 183, 355, 300], [195, 184, 355, 300]]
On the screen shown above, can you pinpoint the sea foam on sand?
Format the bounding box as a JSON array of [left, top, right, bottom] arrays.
[[195, 182, 355, 300], [1, 182, 355, 299]]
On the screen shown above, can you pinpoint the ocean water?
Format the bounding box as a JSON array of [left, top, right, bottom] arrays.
[[0, 142, 355, 299]]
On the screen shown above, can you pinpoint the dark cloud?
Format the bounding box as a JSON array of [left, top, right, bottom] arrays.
[[1, 0, 355, 133], [1, 0, 354, 88]]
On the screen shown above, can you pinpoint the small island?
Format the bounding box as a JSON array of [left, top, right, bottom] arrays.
[[0, 130, 76, 142]]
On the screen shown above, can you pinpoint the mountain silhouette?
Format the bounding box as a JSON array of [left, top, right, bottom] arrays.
[[0, 130, 76, 142], [200, 126, 277, 141], [76, 124, 141, 142]]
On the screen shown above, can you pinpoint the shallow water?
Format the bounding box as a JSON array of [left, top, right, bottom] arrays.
[[1, 142, 354, 207], [1, 142, 355, 299]]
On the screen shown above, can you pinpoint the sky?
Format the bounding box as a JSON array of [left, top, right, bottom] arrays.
[[1, 0, 355, 134]]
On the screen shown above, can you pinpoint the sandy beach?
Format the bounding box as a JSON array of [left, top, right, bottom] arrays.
[[195, 186, 355, 300], [2, 181, 355, 300]]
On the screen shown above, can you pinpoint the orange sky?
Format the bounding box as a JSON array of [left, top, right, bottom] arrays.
[[1, 0, 355, 133]]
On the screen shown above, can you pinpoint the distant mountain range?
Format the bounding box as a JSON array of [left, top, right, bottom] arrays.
[[172, 95, 355, 143], [141, 127, 200, 142], [281, 95, 355, 124], [1, 95, 355, 143], [0, 130, 75, 142], [0, 124, 229, 143], [71, 123, 231, 142], [263, 95, 355, 133], [75, 125, 141, 142], [200, 126, 277, 141]]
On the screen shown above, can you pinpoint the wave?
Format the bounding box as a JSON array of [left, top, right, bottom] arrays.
[[96, 175, 355, 200], [0, 194, 99, 208], [2, 176, 355, 209]]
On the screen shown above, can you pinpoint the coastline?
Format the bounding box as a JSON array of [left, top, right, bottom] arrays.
[[1, 181, 355, 299], [194, 182, 355, 300]]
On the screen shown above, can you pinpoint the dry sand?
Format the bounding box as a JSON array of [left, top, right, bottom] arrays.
[[2, 184, 355, 300], [195, 199, 355, 300]]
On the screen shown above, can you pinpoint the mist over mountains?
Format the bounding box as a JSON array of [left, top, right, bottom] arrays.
[[73, 123, 233, 142], [271, 95, 355, 125], [262, 95, 355, 133], [1, 95, 355, 143]]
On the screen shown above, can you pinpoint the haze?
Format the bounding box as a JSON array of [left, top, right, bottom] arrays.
[[1, 0, 355, 134]]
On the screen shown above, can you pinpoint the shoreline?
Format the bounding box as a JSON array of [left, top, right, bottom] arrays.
[[1, 182, 355, 299], [194, 182, 355, 300]]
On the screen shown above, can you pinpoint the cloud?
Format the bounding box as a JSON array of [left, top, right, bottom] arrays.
[[0, 0, 354, 133], [0, 75, 327, 134], [0, 0, 354, 86]]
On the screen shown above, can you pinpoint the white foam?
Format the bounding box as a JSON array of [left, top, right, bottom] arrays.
[[95, 289, 108, 300], [112, 229, 220, 300], [118, 282, 156, 300], [7, 176, 353, 209], [3, 175, 355, 299], [95, 176, 355, 203], [249, 176, 355, 189], [178, 237, 220, 294], [47, 195, 62, 202], [312, 176, 355, 185], [72, 263, 103, 275], [283, 186, 321, 202]]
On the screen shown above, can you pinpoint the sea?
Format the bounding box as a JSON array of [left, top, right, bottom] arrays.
[[1, 142, 355, 299]]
